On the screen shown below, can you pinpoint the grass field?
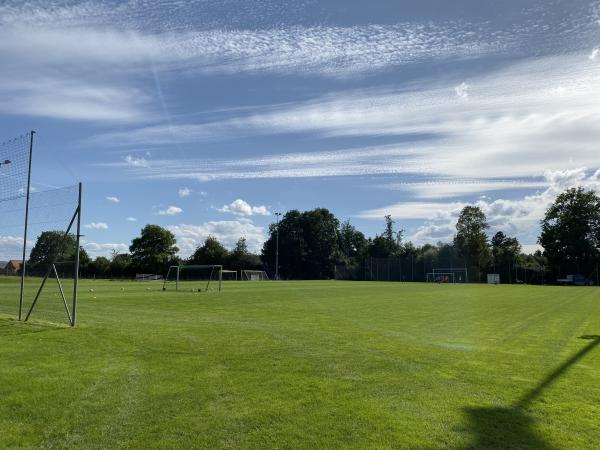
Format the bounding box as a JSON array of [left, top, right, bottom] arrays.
[[0, 277, 599, 449]]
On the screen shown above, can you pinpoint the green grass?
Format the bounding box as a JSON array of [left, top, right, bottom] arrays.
[[0, 277, 599, 449]]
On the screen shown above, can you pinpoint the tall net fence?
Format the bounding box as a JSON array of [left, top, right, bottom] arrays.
[[335, 256, 548, 284], [0, 133, 80, 325]]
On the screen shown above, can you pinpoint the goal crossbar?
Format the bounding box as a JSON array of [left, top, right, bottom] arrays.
[[163, 264, 223, 292]]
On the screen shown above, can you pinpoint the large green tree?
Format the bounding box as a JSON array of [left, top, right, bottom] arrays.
[[190, 236, 229, 265], [490, 231, 521, 282], [28, 231, 90, 274], [226, 237, 260, 270], [130, 225, 179, 274], [338, 220, 367, 262], [262, 208, 340, 279], [539, 187, 600, 275], [367, 215, 403, 258], [454, 206, 490, 281]]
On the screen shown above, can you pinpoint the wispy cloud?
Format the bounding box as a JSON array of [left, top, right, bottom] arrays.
[[106, 196, 120, 203], [84, 222, 109, 230], [126, 217, 137, 222], [1, 0, 595, 122], [124, 155, 149, 167], [101, 51, 600, 185], [178, 187, 191, 198], [83, 241, 129, 258]]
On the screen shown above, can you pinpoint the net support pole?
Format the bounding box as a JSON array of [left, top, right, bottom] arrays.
[[219, 266, 222, 292], [24, 206, 78, 322], [18, 130, 34, 321], [71, 182, 82, 327]]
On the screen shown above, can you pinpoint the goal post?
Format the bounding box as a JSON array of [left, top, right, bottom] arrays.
[[241, 270, 269, 281], [221, 270, 238, 281], [163, 264, 222, 292], [427, 268, 468, 283]]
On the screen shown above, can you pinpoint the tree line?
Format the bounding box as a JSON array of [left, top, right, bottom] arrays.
[[261, 187, 600, 282], [24, 186, 600, 282], [25, 225, 262, 278]]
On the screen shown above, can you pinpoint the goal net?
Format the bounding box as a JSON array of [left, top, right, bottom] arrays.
[[163, 265, 222, 292], [0, 132, 82, 326], [135, 273, 164, 281], [241, 270, 269, 281], [221, 270, 238, 281], [426, 268, 468, 283]]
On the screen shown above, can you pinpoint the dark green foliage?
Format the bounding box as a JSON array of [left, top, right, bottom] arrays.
[[90, 256, 110, 277], [539, 187, 600, 275], [28, 231, 90, 275], [338, 220, 368, 261], [368, 215, 403, 258], [262, 208, 340, 279], [189, 236, 229, 265], [130, 225, 179, 274], [454, 206, 490, 281], [226, 237, 261, 270], [491, 231, 521, 282]]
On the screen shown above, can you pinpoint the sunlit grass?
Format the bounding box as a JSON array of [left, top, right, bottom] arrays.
[[0, 277, 599, 449]]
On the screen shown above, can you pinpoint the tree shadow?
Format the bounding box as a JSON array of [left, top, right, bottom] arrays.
[[462, 335, 600, 449]]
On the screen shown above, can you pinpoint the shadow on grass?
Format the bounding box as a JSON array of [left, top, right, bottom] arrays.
[[463, 335, 600, 449], [0, 317, 70, 335]]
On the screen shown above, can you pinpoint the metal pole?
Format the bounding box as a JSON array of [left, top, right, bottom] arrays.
[[275, 212, 281, 280], [24, 204, 79, 321], [71, 182, 82, 327], [18, 130, 34, 320]]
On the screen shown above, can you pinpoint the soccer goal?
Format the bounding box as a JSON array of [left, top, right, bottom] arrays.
[[163, 265, 222, 292], [427, 268, 468, 283], [241, 270, 269, 281], [135, 273, 163, 281], [221, 270, 238, 281]]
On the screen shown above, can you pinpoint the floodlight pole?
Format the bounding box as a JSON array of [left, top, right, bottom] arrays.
[[275, 212, 282, 280], [18, 130, 34, 321]]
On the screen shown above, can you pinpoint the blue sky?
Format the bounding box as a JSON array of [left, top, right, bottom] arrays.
[[1, 0, 600, 259]]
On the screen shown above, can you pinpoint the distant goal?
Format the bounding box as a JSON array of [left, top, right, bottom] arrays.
[[426, 268, 468, 283], [163, 264, 222, 292], [241, 270, 269, 281]]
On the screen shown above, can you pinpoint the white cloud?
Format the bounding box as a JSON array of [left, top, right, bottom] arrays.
[[365, 168, 600, 248], [106, 196, 120, 203], [126, 217, 137, 222], [0, 235, 24, 261], [454, 82, 469, 99], [124, 155, 148, 168], [159, 206, 183, 216], [83, 241, 129, 258], [589, 48, 599, 61], [178, 187, 191, 198], [169, 221, 266, 256], [84, 222, 109, 230], [380, 179, 547, 199], [218, 199, 271, 216]]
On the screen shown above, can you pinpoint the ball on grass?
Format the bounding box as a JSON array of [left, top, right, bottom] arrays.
[[89, 288, 94, 293]]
